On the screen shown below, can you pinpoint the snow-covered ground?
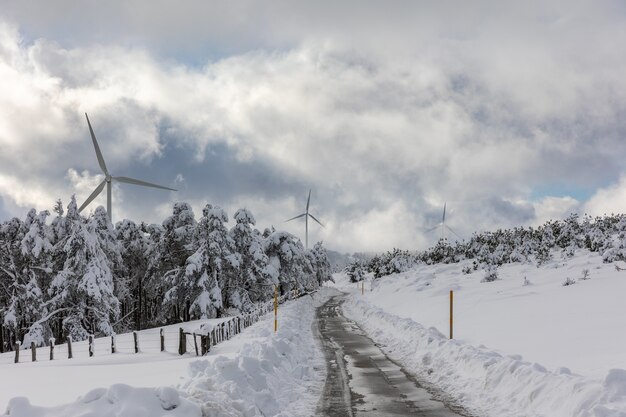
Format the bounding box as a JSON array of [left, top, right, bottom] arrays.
[[336, 250, 626, 417], [1, 289, 335, 416]]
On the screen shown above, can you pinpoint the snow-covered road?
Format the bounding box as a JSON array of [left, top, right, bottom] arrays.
[[315, 295, 468, 416]]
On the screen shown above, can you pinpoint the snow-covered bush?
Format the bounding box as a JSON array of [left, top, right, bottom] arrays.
[[346, 260, 366, 282], [22, 323, 46, 348], [562, 277, 576, 286], [581, 268, 590, 280], [481, 265, 499, 283]]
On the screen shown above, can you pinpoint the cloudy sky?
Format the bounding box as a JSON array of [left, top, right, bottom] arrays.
[[1, 0, 626, 253]]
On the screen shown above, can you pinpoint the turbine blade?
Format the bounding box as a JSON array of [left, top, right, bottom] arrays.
[[85, 113, 109, 175], [285, 213, 306, 222], [446, 225, 463, 240], [442, 202, 446, 224], [308, 213, 324, 227], [306, 189, 311, 212], [425, 223, 442, 233], [113, 176, 177, 191], [78, 180, 107, 212]]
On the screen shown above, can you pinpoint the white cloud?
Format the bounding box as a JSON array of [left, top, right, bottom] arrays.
[[533, 196, 581, 225], [1, 2, 626, 251], [584, 177, 626, 217]]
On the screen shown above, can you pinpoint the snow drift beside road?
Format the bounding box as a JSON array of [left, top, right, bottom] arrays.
[[345, 296, 626, 417], [3, 289, 335, 417], [341, 250, 626, 417]]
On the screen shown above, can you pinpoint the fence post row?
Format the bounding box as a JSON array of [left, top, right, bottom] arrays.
[[10, 290, 312, 363]]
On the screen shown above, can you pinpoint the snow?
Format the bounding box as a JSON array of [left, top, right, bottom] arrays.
[[338, 249, 626, 417], [1, 289, 335, 417]]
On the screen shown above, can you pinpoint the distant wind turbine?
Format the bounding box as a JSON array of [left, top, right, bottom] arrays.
[[78, 113, 177, 223], [426, 202, 462, 242], [285, 189, 324, 249]]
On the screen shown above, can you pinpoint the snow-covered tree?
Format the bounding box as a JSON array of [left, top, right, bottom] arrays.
[[158, 202, 196, 321], [264, 231, 312, 294], [48, 202, 119, 341], [229, 208, 271, 306], [116, 219, 149, 330], [310, 241, 333, 286], [174, 204, 238, 319]]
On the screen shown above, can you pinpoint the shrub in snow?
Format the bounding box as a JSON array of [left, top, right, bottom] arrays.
[[562, 277, 576, 286], [22, 322, 46, 347], [581, 268, 590, 280], [481, 265, 499, 283]]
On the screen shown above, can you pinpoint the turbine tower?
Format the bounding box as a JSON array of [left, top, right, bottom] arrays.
[[427, 202, 462, 242], [286, 189, 324, 249], [78, 113, 177, 223]]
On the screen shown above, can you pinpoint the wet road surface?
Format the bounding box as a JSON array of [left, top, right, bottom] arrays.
[[315, 295, 469, 417]]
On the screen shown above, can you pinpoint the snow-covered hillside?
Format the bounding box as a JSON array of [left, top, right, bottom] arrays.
[[337, 249, 626, 417]]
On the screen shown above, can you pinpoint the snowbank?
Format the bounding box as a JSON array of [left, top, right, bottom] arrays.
[[4, 385, 199, 417], [2, 289, 336, 417], [344, 289, 626, 417], [182, 288, 336, 416]]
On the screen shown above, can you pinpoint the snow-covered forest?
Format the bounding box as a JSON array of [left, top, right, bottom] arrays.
[[0, 197, 332, 350], [346, 213, 626, 281]]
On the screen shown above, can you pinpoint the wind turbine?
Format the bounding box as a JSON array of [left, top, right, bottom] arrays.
[[78, 113, 177, 223], [426, 202, 462, 242], [285, 189, 324, 249]]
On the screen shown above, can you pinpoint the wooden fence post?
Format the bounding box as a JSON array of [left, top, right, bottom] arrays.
[[88, 335, 94, 357], [449, 290, 454, 340], [160, 329, 165, 352], [178, 328, 185, 355], [31, 342, 36, 362], [14, 341, 20, 363], [67, 336, 73, 359], [111, 335, 116, 354], [133, 331, 139, 353], [193, 333, 199, 356], [49, 338, 55, 360]]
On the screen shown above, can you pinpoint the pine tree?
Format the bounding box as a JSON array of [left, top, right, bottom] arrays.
[[116, 219, 149, 330], [230, 208, 269, 306], [177, 204, 238, 319], [159, 202, 196, 322], [310, 241, 333, 286], [48, 201, 119, 341]]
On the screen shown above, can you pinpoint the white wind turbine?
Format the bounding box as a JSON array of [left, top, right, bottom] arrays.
[[78, 113, 177, 222], [427, 202, 462, 242], [285, 189, 324, 249]]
